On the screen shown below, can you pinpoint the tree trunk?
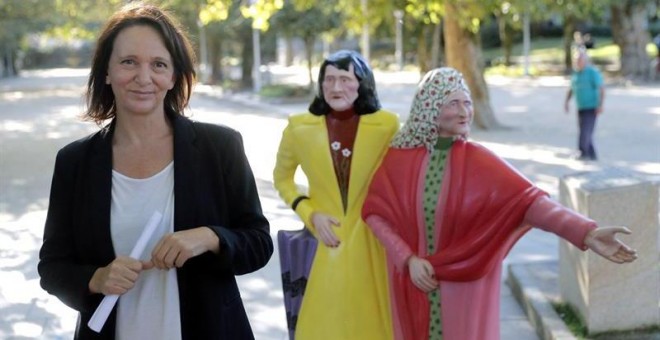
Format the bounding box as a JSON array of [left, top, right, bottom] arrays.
[[240, 26, 254, 90], [444, 2, 501, 130], [431, 22, 443, 68], [304, 35, 315, 89], [497, 16, 514, 66], [611, 1, 650, 80], [417, 25, 431, 75], [563, 15, 576, 74], [285, 37, 294, 66], [209, 35, 224, 84]]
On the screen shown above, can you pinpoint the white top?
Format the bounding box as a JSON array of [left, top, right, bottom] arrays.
[[110, 162, 182, 340]]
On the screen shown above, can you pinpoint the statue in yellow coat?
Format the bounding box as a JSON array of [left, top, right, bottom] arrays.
[[273, 50, 399, 340]]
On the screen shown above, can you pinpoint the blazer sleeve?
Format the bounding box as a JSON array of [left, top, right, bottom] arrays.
[[207, 129, 274, 275], [38, 145, 102, 313], [273, 117, 315, 227]]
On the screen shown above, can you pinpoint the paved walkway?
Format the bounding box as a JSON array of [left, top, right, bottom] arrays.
[[1, 66, 658, 339]]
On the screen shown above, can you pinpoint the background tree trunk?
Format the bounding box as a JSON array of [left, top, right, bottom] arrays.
[[209, 35, 224, 84], [611, 1, 650, 80], [431, 22, 443, 68], [240, 25, 254, 89], [563, 14, 576, 74], [417, 25, 431, 75], [303, 35, 315, 89], [497, 17, 514, 66], [285, 37, 294, 66], [444, 3, 501, 130]]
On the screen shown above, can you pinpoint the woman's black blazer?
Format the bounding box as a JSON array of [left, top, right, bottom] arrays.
[[38, 114, 273, 339]]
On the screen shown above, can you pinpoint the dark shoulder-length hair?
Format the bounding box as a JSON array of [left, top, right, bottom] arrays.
[[84, 2, 196, 125], [308, 50, 381, 116]]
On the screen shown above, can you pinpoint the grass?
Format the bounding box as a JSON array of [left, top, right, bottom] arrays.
[[482, 36, 659, 76], [552, 302, 588, 339], [552, 301, 660, 340]]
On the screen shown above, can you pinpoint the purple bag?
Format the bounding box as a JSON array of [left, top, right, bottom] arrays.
[[277, 227, 317, 340]]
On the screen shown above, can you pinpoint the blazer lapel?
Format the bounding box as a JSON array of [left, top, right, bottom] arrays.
[[347, 112, 389, 210], [172, 115, 200, 231], [299, 115, 344, 213], [88, 124, 116, 262]]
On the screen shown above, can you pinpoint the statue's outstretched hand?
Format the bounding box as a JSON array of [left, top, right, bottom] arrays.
[[584, 227, 637, 263]]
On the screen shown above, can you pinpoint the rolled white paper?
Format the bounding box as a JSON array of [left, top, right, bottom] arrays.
[[87, 210, 163, 333]]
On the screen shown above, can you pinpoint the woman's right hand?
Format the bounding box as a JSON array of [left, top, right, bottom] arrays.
[[88, 256, 152, 295], [311, 212, 341, 248], [407, 255, 438, 293]]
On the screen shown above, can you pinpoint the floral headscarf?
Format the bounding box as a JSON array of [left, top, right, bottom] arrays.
[[390, 67, 470, 151]]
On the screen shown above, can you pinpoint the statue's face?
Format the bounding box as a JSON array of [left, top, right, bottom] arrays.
[[436, 90, 473, 138], [322, 64, 359, 112]]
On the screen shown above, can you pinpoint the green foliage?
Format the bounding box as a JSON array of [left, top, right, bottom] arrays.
[[552, 301, 660, 339], [199, 1, 230, 25], [270, 0, 339, 38], [240, 0, 283, 30], [404, 0, 444, 25], [552, 302, 588, 338]]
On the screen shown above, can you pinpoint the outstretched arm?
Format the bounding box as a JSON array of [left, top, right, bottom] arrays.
[[524, 196, 637, 263]]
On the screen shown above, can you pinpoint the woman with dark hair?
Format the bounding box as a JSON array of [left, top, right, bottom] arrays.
[[362, 67, 636, 340], [273, 50, 399, 339], [38, 2, 272, 339]]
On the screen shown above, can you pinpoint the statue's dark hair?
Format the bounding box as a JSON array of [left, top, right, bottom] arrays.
[[308, 50, 381, 116]]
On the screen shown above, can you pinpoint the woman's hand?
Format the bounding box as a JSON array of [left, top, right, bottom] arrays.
[[89, 256, 151, 295], [149, 227, 220, 270], [407, 255, 438, 293], [311, 212, 341, 247], [584, 226, 637, 263]]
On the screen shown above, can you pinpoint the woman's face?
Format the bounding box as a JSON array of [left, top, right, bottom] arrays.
[[105, 25, 175, 118], [436, 90, 473, 138], [322, 64, 360, 112]]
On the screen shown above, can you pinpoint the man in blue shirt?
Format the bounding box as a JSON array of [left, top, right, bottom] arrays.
[[564, 51, 605, 161]]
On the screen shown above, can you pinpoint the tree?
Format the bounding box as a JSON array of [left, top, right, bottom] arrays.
[[0, 0, 124, 76], [542, 0, 607, 73], [206, 2, 254, 86], [270, 0, 339, 87], [403, 0, 444, 73], [610, 0, 652, 79], [493, 1, 524, 66], [444, 0, 502, 129]]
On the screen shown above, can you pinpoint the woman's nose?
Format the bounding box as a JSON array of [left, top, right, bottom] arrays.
[[134, 65, 152, 85]]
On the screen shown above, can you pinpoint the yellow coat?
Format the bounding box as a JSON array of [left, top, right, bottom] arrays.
[[274, 109, 399, 340]]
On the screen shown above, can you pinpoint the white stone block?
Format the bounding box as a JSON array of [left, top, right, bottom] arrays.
[[558, 168, 660, 334]]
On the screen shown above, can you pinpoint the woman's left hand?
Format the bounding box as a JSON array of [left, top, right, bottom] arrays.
[[149, 227, 220, 269], [584, 226, 637, 263]]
